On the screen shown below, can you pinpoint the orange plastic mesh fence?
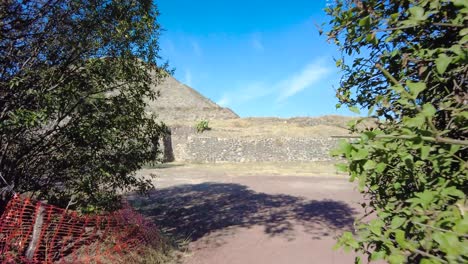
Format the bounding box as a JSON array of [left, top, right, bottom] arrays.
[[0, 195, 159, 263]]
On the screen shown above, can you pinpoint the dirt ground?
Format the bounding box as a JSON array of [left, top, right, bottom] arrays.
[[131, 162, 369, 264]]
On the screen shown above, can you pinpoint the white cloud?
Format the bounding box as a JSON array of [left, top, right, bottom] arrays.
[[217, 59, 332, 108], [184, 69, 193, 86], [251, 34, 264, 51], [276, 62, 331, 102]]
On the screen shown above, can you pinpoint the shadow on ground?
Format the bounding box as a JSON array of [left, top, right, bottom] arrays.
[[127, 182, 357, 243]]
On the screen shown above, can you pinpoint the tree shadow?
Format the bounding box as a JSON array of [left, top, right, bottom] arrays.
[[127, 182, 357, 243]]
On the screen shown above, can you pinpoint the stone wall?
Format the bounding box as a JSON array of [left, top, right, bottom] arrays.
[[163, 126, 340, 163]]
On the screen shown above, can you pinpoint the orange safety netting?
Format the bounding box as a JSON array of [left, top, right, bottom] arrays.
[[0, 195, 159, 263]]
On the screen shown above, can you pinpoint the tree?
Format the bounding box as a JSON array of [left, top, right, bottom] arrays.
[[324, 0, 467, 263], [0, 0, 169, 212]]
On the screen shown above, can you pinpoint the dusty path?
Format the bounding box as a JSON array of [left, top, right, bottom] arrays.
[[130, 163, 366, 264]]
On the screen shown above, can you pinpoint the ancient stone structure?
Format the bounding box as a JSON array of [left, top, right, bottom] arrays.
[[151, 76, 344, 163], [147, 75, 238, 122], [169, 127, 340, 163]]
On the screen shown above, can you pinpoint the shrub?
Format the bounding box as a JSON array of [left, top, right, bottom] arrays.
[[324, 0, 467, 263], [196, 120, 211, 133]]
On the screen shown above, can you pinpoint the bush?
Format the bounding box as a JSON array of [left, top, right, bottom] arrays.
[[324, 0, 467, 263], [196, 120, 211, 133]]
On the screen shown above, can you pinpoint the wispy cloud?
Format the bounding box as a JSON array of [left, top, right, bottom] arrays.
[[251, 34, 264, 51], [184, 69, 193, 86], [217, 59, 332, 109], [217, 95, 231, 107], [276, 61, 331, 101], [217, 82, 270, 107], [191, 40, 202, 57]]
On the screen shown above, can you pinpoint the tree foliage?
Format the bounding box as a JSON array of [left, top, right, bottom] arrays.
[[325, 0, 467, 263], [0, 0, 169, 212]]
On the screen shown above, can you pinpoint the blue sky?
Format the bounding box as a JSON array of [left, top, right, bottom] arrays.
[[156, 0, 354, 117]]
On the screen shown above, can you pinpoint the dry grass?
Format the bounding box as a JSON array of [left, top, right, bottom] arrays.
[[165, 115, 371, 138], [117, 231, 189, 264]]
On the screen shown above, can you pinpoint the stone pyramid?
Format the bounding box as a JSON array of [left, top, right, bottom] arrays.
[[147, 75, 238, 122]]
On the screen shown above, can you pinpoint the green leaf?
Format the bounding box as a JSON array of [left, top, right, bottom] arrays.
[[349, 106, 361, 114], [391, 216, 406, 229], [358, 16, 371, 27], [453, 217, 468, 233], [369, 219, 383, 235], [403, 115, 426, 127], [354, 256, 362, 264], [335, 59, 343, 67], [371, 250, 386, 261], [420, 259, 438, 264], [429, 0, 442, 9], [449, 44, 464, 57], [419, 191, 435, 203], [453, 0, 468, 8], [375, 163, 387, 173], [433, 232, 461, 255], [408, 6, 426, 20], [442, 187, 465, 199], [335, 163, 348, 172], [435, 54, 452, 74], [363, 160, 376, 170], [421, 103, 436, 117], [406, 81, 426, 99], [461, 34, 468, 44], [337, 232, 359, 249], [363, 131, 377, 140], [367, 105, 375, 116], [394, 230, 407, 248], [352, 148, 369, 161], [449, 144, 461, 154], [388, 253, 406, 264], [331, 140, 353, 157], [420, 146, 431, 160], [347, 119, 359, 128]]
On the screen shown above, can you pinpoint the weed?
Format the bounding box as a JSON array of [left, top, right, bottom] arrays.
[[196, 120, 211, 133]]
